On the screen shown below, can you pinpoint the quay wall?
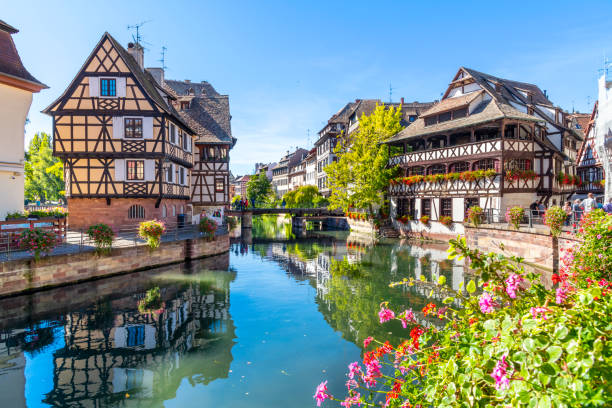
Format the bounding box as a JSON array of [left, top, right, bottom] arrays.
[[0, 235, 229, 297]]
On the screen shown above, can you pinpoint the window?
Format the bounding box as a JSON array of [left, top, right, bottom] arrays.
[[215, 178, 224, 192], [408, 166, 425, 176], [409, 115, 417, 122], [124, 118, 143, 138], [441, 198, 452, 217], [166, 165, 174, 183], [172, 206, 176, 217], [179, 167, 185, 185], [162, 205, 167, 218], [100, 78, 116, 97], [505, 159, 531, 171], [465, 197, 479, 215], [126, 160, 144, 180], [180, 101, 190, 110], [453, 107, 467, 119], [428, 164, 446, 175], [474, 159, 497, 171], [421, 199, 431, 217], [438, 111, 452, 123], [126, 326, 145, 347], [450, 162, 469, 173], [128, 205, 145, 219], [169, 124, 176, 144], [424, 116, 437, 126]]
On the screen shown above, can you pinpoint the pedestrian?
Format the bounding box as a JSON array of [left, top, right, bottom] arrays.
[[581, 192, 597, 214], [562, 201, 572, 226], [529, 200, 538, 218], [603, 198, 612, 214], [572, 199, 583, 225], [538, 202, 546, 221]]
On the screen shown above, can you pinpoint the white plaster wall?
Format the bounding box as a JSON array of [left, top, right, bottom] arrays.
[[393, 219, 465, 236], [0, 83, 33, 219], [452, 197, 464, 222]]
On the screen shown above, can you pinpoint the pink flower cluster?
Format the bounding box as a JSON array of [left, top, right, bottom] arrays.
[[555, 286, 568, 305], [478, 293, 495, 314], [504, 273, 523, 298], [399, 309, 415, 328], [490, 355, 511, 390], [530, 307, 549, 320], [314, 380, 330, 406], [379, 307, 395, 323]]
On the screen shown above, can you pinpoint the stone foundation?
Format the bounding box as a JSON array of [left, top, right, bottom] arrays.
[[0, 234, 229, 297], [67, 197, 189, 230]]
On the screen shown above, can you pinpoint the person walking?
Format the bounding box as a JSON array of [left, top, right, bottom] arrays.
[[604, 197, 612, 214], [572, 199, 583, 227], [581, 193, 597, 214], [562, 201, 572, 226]]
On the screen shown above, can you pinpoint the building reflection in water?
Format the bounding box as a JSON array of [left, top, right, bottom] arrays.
[[0, 254, 235, 407]]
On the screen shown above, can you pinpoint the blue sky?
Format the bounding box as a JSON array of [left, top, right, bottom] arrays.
[[5, 0, 612, 175]]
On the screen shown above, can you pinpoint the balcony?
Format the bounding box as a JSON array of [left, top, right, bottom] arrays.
[[389, 139, 533, 167]]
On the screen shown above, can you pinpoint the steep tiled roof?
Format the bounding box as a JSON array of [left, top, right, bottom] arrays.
[[0, 20, 47, 89], [164, 79, 234, 146], [421, 91, 483, 116]]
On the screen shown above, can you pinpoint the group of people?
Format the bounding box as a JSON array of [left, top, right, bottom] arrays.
[[233, 198, 254, 210], [561, 193, 612, 226]]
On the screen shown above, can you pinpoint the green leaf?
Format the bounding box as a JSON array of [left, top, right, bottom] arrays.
[[523, 338, 536, 352], [466, 280, 476, 294], [547, 346, 563, 363], [438, 275, 446, 285], [541, 363, 557, 375], [537, 395, 552, 408], [555, 325, 569, 340], [443, 296, 455, 304], [522, 318, 538, 332]]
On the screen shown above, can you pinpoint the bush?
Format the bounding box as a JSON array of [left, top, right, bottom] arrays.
[[315, 212, 612, 408], [199, 216, 217, 239], [87, 223, 114, 253], [139, 220, 165, 249], [18, 227, 57, 260], [543, 206, 567, 237], [419, 215, 430, 224], [467, 205, 483, 226], [439, 215, 452, 226], [505, 206, 524, 230]]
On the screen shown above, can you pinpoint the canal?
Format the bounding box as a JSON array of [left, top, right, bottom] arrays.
[[0, 218, 464, 407]]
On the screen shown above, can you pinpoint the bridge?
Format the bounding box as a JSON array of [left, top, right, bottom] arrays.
[[225, 208, 346, 231]]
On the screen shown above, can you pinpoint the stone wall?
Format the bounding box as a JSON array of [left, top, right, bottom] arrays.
[[67, 197, 189, 230], [0, 234, 229, 297], [347, 218, 377, 235]]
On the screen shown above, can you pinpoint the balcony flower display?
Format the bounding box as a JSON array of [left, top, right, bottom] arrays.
[[396, 215, 411, 224], [419, 215, 430, 225], [504, 169, 538, 182], [556, 172, 582, 186], [391, 170, 497, 187], [439, 215, 452, 226]]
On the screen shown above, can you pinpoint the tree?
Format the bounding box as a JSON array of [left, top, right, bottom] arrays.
[[283, 185, 328, 208], [325, 104, 402, 213], [246, 173, 273, 206], [24, 132, 64, 202]]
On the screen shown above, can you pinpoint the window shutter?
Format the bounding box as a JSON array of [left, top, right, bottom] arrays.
[[116, 77, 126, 97], [115, 159, 125, 181], [144, 160, 155, 181], [112, 116, 124, 139], [143, 117, 153, 139], [89, 77, 100, 97]]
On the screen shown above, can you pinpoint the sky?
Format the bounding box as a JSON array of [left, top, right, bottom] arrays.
[[4, 0, 612, 176]]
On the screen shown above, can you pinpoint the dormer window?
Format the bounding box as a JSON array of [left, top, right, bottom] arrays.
[[180, 101, 190, 110], [100, 78, 116, 97]]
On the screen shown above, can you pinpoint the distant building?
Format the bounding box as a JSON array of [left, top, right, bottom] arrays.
[[315, 99, 432, 196], [272, 148, 308, 197], [592, 73, 612, 201], [0, 20, 47, 220], [572, 110, 602, 199], [304, 148, 317, 187], [234, 175, 250, 198], [288, 158, 306, 190]]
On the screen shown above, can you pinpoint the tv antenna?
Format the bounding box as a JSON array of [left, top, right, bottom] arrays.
[[159, 46, 168, 70], [307, 128, 311, 148], [127, 20, 151, 45], [388, 83, 394, 103]]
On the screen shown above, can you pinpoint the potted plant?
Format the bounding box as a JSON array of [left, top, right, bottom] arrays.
[[543, 206, 567, 237], [199, 216, 217, 240], [139, 220, 166, 249], [505, 206, 524, 230], [467, 206, 484, 227], [18, 227, 57, 260], [419, 215, 430, 225], [439, 215, 452, 227], [87, 223, 114, 254]]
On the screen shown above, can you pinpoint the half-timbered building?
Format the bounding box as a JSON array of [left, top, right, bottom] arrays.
[[44, 33, 195, 229], [385, 67, 582, 225], [572, 108, 603, 199], [159, 76, 235, 216]]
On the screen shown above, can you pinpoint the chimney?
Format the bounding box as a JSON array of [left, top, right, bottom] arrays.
[[185, 79, 191, 83], [400, 97, 405, 105], [146, 67, 164, 86], [127, 42, 144, 70]]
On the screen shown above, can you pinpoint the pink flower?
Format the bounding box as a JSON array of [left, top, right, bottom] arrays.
[[365, 359, 382, 379], [348, 362, 362, 379], [363, 336, 373, 348], [478, 293, 495, 314], [314, 380, 330, 406], [340, 393, 362, 407], [378, 307, 395, 323], [490, 355, 511, 390], [555, 286, 568, 305], [505, 274, 523, 299], [399, 309, 415, 328], [530, 307, 549, 320], [345, 379, 358, 390]]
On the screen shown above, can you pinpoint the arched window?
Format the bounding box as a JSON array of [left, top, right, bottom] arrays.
[[180, 205, 184, 214], [128, 205, 145, 219], [172, 205, 176, 217], [408, 166, 424, 176], [474, 159, 498, 171], [450, 161, 469, 173], [427, 164, 446, 175], [162, 205, 167, 218]]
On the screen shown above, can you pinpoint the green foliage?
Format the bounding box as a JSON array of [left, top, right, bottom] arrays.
[[283, 185, 327, 208], [18, 227, 57, 260], [246, 173, 274, 205], [138, 220, 166, 249], [544, 206, 567, 237], [324, 212, 612, 408], [25, 132, 64, 202], [231, 194, 241, 204], [330, 257, 365, 278], [87, 223, 114, 253], [326, 104, 402, 212], [6, 211, 28, 220]]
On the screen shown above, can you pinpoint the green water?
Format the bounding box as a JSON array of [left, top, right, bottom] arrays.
[[0, 218, 464, 407]]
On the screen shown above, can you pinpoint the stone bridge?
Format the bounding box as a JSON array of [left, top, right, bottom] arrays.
[[225, 208, 346, 231]]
